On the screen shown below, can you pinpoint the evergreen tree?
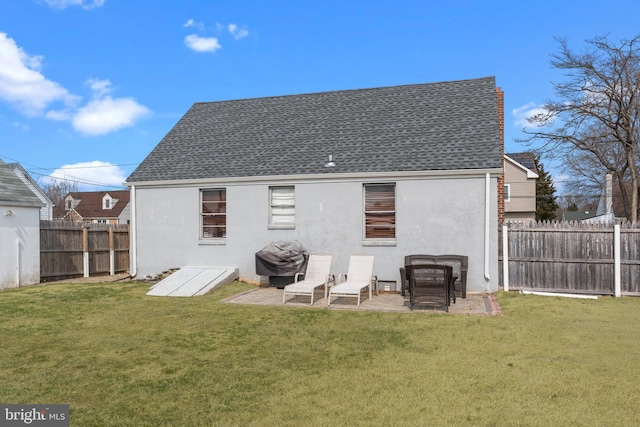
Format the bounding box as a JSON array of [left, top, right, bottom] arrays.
[[535, 155, 559, 221]]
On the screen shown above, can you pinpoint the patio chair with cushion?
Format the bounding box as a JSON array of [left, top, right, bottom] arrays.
[[400, 254, 468, 300], [405, 264, 453, 312], [327, 254, 377, 306], [282, 253, 334, 305]]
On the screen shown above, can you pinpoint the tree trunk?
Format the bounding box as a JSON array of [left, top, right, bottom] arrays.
[[627, 147, 639, 223]]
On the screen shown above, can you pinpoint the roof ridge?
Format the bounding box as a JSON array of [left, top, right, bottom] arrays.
[[192, 76, 497, 106]]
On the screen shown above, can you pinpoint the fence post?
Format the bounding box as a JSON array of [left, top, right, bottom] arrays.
[[83, 226, 89, 278], [503, 225, 509, 292], [614, 224, 621, 297], [109, 226, 115, 276], [16, 239, 20, 288]]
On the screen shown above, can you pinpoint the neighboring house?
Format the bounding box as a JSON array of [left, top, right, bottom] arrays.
[[503, 152, 538, 222], [582, 174, 621, 224], [562, 209, 597, 222], [9, 163, 54, 220], [0, 160, 44, 288], [53, 190, 131, 224], [126, 77, 504, 293]]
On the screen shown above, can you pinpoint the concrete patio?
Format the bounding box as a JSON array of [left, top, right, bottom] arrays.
[[223, 287, 503, 315]]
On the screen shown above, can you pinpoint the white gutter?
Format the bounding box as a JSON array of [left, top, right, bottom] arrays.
[[484, 173, 491, 286], [130, 185, 137, 278]]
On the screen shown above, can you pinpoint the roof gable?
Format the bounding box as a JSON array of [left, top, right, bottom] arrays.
[[504, 153, 539, 179], [9, 163, 54, 206], [53, 190, 130, 219], [506, 152, 537, 172], [0, 161, 45, 207], [127, 77, 502, 183]]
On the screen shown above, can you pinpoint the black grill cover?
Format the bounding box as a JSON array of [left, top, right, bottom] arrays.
[[255, 241, 308, 277]]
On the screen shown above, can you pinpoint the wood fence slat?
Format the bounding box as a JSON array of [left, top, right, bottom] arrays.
[[40, 220, 129, 282], [501, 221, 640, 295]]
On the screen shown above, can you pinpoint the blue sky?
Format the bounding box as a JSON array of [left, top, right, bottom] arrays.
[[1, 0, 639, 192]]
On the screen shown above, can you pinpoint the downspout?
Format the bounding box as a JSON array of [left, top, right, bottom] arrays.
[[484, 173, 491, 287], [130, 185, 137, 278]]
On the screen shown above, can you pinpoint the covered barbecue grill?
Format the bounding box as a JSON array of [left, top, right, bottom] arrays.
[[255, 241, 308, 288]]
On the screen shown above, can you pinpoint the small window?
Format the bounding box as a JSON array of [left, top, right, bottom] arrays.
[[201, 189, 226, 239], [270, 186, 295, 228], [104, 198, 111, 209], [364, 183, 396, 239], [66, 199, 72, 210], [504, 184, 511, 202]]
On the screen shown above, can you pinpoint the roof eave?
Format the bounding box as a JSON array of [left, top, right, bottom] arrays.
[[0, 200, 46, 208], [126, 168, 503, 188]]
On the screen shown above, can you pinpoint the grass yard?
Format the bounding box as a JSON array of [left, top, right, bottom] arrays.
[[1, 281, 639, 426]]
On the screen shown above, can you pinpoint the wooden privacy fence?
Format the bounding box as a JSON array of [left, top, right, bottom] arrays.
[[500, 221, 640, 296], [40, 221, 130, 282]]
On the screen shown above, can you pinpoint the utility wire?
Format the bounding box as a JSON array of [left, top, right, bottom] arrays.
[[1, 154, 137, 189]]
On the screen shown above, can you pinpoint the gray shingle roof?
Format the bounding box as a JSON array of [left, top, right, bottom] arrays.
[[0, 161, 45, 207], [127, 77, 502, 183], [506, 152, 537, 172]]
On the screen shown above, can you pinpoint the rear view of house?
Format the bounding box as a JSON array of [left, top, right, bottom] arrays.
[[126, 77, 504, 293]]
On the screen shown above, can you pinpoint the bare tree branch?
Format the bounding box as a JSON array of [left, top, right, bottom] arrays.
[[519, 34, 640, 222]]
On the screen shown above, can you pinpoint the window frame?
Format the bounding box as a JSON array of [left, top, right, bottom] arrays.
[[363, 183, 396, 246], [200, 188, 227, 243], [504, 184, 511, 202], [268, 186, 295, 229]]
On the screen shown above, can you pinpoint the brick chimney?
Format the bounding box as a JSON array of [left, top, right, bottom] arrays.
[[496, 87, 505, 223]]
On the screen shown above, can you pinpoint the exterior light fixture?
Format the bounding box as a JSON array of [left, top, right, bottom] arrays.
[[325, 154, 336, 168], [4, 210, 14, 216]]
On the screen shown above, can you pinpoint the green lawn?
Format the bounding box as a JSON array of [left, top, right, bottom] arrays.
[[1, 281, 639, 426]]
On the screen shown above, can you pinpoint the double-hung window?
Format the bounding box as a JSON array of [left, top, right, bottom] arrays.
[[364, 183, 396, 241], [269, 186, 295, 228], [201, 189, 226, 239]]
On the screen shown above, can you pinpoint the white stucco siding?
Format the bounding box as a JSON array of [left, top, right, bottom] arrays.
[[132, 174, 499, 293], [0, 205, 41, 288]]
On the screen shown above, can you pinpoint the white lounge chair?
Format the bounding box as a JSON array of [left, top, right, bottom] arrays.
[[282, 254, 333, 305], [328, 254, 376, 306]]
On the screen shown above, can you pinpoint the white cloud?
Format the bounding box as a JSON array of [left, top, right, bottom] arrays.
[[45, 161, 127, 190], [72, 78, 150, 135], [184, 34, 221, 53], [228, 24, 248, 40], [72, 96, 150, 136], [183, 19, 205, 31], [86, 78, 113, 98], [42, 0, 105, 10], [513, 102, 554, 129], [0, 33, 149, 136], [0, 32, 78, 116], [45, 109, 73, 121]]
